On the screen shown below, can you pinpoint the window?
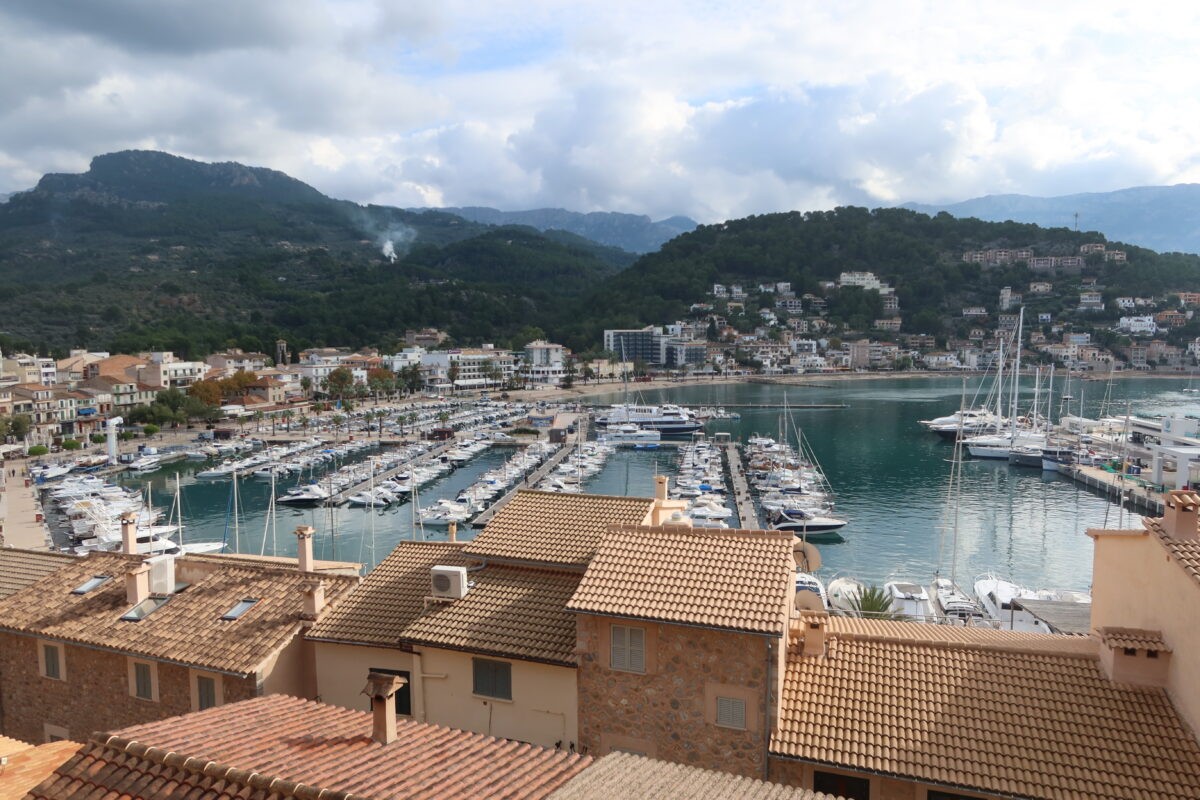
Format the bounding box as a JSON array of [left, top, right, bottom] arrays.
[[813, 771, 870, 800], [197, 676, 217, 710], [715, 695, 747, 730], [41, 643, 63, 680], [71, 575, 112, 594], [610, 625, 645, 673], [472, 658, 512, 700], [121, 596, 169, 621], [43, 723, 70, 743], [221, 598, 258, 620], [134, 662, 153, 700], [370, 667, 412, 715]]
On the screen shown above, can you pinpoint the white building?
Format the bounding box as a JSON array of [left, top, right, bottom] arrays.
[[838, 271, 885, 291], [422, 346, 516, 391], [521, 340, 569, 386], [712, 283, 727, 297], [205, 349, 271, 373], [1119, 316, 1159, 335], [142, 352, 208, 390]]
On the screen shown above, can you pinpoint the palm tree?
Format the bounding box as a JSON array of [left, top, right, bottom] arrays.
[[850, 585, 902, 620], [282, 409, 294, 432], [331, 414, 346, 441]]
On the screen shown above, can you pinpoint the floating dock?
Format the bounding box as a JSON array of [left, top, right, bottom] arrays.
[[325, 440, 460, 506], [470, 420, 590, 528], [723, 443, 761, 529], [1066, 464, 1165, 516]]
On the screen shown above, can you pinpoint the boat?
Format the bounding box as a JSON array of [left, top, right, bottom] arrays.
[[767, 507, 848, 540], [128, 453, 164, 473], [826, 575, 866, 615], [929, 577, 988, 626], [973, 573, 1091, 633], [600, 423, 662, 444], [883, 581, 935, 621], [794, 571, 829, 611], [921, 408, 1006, 438], [594, 403, 703, 436], [278, 483, 331, 506]]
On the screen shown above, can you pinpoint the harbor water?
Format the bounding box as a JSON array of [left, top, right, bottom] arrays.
[[114, 376, 1196, 590]]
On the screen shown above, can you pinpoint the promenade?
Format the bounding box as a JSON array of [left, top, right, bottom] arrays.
[[0, 459, 53, 550]]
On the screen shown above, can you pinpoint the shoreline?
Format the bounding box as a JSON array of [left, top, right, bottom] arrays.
[[506, 369, 1196, 404]]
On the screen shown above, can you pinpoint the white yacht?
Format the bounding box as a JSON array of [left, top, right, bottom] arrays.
[[929, 577, 988, 626], [278, 483, 331, 506], [595, 403, 702, 436], [600, 423, 662, 444], [884, 581, 936, 621], [921, 408, 1006, 439], [826, 575, 866, 615], [767, 507, 848, 541], [973, 573, 1091, 633]]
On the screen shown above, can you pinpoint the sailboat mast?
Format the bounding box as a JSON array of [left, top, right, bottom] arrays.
[[994, 338, 1005, 433], [1008, 308, 1024, 436], [232, 469, 240, 553], [175, 474, 184, 547]]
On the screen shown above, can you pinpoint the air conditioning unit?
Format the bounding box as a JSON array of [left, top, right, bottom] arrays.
[[430, 565, 469, 599]]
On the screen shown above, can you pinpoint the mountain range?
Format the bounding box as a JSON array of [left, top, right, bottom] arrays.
[[5, 150, 1200, 358], [905, 184, 1200, 255], [418, 206, 697, 253]]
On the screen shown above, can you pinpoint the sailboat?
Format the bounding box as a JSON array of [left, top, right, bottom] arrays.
[[763, 395, 848, 541], [1184, 368, 1200, 393], [965, 308, 1048, 459]]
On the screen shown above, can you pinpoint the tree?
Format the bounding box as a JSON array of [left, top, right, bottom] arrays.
[[327, 366, 354, 405], [367, 367, 396, 404], [9, 414, 32, 440], [850, 585, 903, 620], [252, 410, 264, 432], [282, 409, 295, 432], [447, 361, 460, 393], [27, 445, 49, 456], [581, 364, 595, 384], [189, 380, 223, 407], [330, 413, 346, 440], [143, 424, 160, 437], [562, 357, 577, 389], [300, 376, 313, 396], [62, 438, 82, 450]]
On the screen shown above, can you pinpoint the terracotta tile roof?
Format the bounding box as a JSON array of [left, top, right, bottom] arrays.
[[0, 735, 30, 757], [183, 551, 362, 574], [0, 548, 77, 599], [26, 695, 590, 800], [0, 741, 80, 800], [464, 491, 655, 567], [0, 552, 358, 675], [307, 541, 467, 646], [1098, 626, 1171, 652], [549, 752, 833, 799], [773, 616, 1200, 799], [816, 614, 1100, 656], [567, 526, 795, 634], [401, 565, 583, 665], [1144, 518, 1200, 585]]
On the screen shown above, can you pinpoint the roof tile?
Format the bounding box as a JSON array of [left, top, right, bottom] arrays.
[[0, 548, 77, 599], [464, 491, 655, 567], [567, 526, 794, 634], [772, 617, 1200, 800]]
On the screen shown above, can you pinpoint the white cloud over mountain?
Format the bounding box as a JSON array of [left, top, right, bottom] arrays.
[[1, 1, 1197, 222]]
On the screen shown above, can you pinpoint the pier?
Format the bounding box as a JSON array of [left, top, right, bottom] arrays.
[[325, 440, 460, 506], [723, 443, 761, 529], [471, 418, 589, 527], [583, 403, 846, 410], [1066, 464, 1166, 516]]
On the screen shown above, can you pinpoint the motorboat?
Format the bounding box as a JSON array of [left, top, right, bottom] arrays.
[[973, 573, 1091, 633], [601, 423, 663, 444], [883, 580, 935, 621], [278, 483, 331, 507], [794, 571, 829, 611], [826, 575, 867, 615], [920, 408, 1006, 439], [594, 403, 703, 436], [767, 508, 848, 541]]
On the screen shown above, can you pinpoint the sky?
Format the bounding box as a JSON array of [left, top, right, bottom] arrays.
[[2, 1, 1199, 223]]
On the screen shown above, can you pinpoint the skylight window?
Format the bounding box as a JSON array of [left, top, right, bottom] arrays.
[[221, 598, 258, 620], [121, 596, 170, 622], [71, 575, 112, 595]]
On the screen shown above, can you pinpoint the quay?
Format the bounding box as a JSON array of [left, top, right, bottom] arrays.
[[582, 402, 847, 410], [471, 417, 589, 527], [723, 443, 760, 529], [1066, 464, 1166, 516]]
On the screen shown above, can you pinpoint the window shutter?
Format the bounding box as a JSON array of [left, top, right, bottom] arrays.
[[627, 627, 645, 673], [197, 677, 216, 710], [610, 625, 628, 670], [135, 663, 153, 699], [43, 645, 60, 680], [716, 696, 746, 729]]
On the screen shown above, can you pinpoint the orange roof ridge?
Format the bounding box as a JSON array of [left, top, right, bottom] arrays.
[[513, 488, 656, 504], [822, 617, 1099, 658], [1098, 626, 1171, 652]]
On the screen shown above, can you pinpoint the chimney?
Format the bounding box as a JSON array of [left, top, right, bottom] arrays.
[[653, 475, 669, 501], [301, 580, 325, 621], [1098, 628, 1171, 687], [362, 672, 407, 745], [295, 525, 315, 572], [125, 563, 151, 605], [120, 512, 138, 555], [448, 520, 457, 542], [1160, 491, 1200, 540], [801, 612, 828, 657]]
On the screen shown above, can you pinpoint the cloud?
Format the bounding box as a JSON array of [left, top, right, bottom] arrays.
[[2, 1, 1200, 221]]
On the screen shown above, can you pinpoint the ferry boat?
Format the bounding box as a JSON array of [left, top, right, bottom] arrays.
[[594, 403, 702, 436]]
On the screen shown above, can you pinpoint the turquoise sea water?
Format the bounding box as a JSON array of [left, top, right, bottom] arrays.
[[115, 376, 1197, 590]]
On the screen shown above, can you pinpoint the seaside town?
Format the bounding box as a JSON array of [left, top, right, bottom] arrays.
[[7, 6, 1200, 800]]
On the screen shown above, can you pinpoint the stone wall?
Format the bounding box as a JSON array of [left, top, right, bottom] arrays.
[[0, 633, 256, 743], [576, 614, 774, 778]]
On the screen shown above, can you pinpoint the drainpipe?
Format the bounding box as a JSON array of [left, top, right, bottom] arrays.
[[764, 637, 773, 781]]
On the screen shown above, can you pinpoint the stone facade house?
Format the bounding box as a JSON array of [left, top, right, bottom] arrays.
[[569, 525, 796, 777], [0, 530, 358, 744]]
